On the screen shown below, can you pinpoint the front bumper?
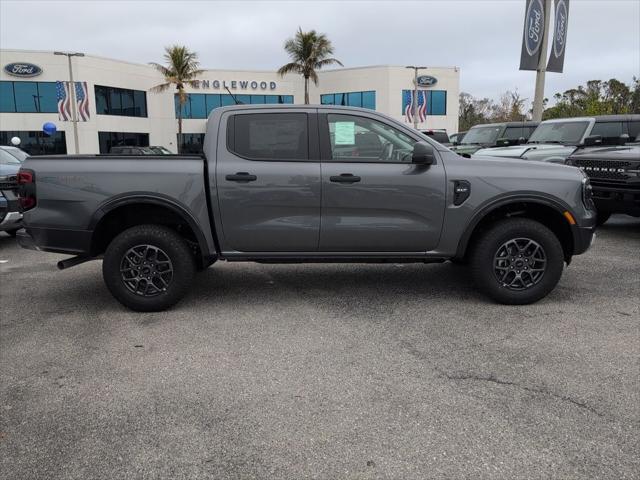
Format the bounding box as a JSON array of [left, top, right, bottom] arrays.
[[572, 224, 596, 255], [592, 183, 640, 216]]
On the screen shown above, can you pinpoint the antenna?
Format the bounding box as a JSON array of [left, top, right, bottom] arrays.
[[225, 86, 243, 105]]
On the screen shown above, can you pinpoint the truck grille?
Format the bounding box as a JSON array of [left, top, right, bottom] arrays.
[[573, 159, 631, 180], [0, 174, 18, 190]]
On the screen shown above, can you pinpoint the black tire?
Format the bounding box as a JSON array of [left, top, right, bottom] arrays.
[[470, 218, 564, 305], [595, 211, 611, 227], [102, 225, 195, 312], [4, 228, 20, 237]]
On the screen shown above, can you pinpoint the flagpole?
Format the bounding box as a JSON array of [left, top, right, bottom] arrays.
[[54, 51, 84, 154], [406, 65, 427, 129], [532, 0, 552, 121]]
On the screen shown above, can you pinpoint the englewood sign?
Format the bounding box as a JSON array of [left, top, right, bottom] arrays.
[[191, 79, 277, 90], [519, 0, 546, 71], [3, 62, 43, 77]]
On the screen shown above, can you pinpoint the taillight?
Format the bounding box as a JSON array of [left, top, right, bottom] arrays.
[[17, 168, 36, 211]]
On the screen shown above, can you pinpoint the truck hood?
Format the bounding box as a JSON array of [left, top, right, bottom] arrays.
[[473, 143, 578, 162], [449, 144, 483, 155], [462, 152, 582, 177]]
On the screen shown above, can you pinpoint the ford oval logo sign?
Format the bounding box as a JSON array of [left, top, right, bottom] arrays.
[[416, 75, 437, 87], [525, 0, 545, 56], [552, 0, 568, 58], [3, 62, 43, 77]]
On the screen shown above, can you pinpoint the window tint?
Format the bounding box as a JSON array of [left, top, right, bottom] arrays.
[[320, 91, 376, 110], [177, 93, 294, 118], [94, 85, 147, 117], [401, 90, 447, 116], [327, 114, 416, 163], [0, 131, 66, 155], [591, 122, 623, 144], [628, 121, 640, 141], [0, 81, 58, 113], [13, 82, 39, 113], [0, 81, 15, 112], [231, 113, 308, 160], [98, 132, 149, 153], [179, 133, 205, 154], [503, 126, 524, 140]]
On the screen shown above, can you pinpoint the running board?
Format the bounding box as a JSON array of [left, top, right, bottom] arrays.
[[57, 256, 94, 270]]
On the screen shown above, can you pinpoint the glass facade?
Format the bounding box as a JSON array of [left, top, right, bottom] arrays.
[[320, 91, 376, 110], [176, 94, 294, 119], [0, 81, 59, 113], [178, 133, 205, 154], [98, 131, 149, 153], [401, 90, 447, 116], [95, 85, 147, 117], [0, 130, 67, 155]]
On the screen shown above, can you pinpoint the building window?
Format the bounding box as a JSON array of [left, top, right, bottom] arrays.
[[178, 133, 205, 154], [0, 130, 67, 155], [320, 91, 376, 110], [401, 90, 447, 116], [94, 85, 147, 117], [175, 93, 294, 119], [0, 81, 59, 113], [98, 131, 149, 153]]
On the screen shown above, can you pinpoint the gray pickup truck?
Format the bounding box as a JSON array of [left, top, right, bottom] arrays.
[[17, 105, 596, 311]]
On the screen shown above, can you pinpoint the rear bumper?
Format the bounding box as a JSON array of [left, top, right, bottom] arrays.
[[18, 226, 92, 255], [0, 210, 23, 231]]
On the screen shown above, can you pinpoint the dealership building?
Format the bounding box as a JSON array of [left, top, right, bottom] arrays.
[[0, 49, 460, 154]]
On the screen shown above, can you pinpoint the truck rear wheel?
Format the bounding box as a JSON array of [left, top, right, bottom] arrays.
[[102, 225, 195, 312], [470, 218, 564, 305]]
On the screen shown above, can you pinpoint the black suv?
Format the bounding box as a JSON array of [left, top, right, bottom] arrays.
[[566, 142, 640, 225]]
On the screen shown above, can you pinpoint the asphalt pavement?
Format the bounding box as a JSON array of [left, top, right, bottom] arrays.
[[1, 216, 638, 479]]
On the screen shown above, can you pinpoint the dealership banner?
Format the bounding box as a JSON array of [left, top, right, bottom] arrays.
[[547, 0, 570, 72], [519, 0, 547, 71]]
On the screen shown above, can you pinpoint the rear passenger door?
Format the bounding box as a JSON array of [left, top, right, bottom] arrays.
[[216, 109, 321, 252]]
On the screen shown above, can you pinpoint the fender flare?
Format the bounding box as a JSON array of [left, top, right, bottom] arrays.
[[88, 193, 215, 261], [455, 193, 577, 259]]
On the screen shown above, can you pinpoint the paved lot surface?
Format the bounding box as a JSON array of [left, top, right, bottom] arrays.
[[1, 216, 639, 480]]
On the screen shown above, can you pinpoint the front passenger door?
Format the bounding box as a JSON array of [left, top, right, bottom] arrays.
[[319, 112, 446, 252]]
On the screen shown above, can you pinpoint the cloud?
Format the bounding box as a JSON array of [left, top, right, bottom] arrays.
[[1, 0, 638, 107]]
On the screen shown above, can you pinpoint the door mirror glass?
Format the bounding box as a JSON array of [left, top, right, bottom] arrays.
[[412, 142, 435, 165], [518, 136, 526, 145], [583, 135, 602, 146]]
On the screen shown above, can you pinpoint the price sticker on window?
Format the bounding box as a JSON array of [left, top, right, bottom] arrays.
[[334, 121, 355, 145]]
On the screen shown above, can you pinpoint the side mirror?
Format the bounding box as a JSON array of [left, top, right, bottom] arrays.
[[496, 138, 510, 147], [412, 141, 435, 165], [518, 137, 526, 145], [583, 135, 602, 146], [618, 134, 630, 145]]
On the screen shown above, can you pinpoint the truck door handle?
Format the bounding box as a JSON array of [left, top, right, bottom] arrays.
[[330, 173, 361, 183], [226, 172, 257, 182]]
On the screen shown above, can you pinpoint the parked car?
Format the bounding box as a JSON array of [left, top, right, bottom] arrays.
[[474, 115, 640, 163], [450, 121, 539, 156], [148, 146, 173, 155], [566, 143, 640, 226], [0, 146, 27, 236], [17, 105, 596, 311], [449, 131, 467, 145], [420, 129, 450, 146]]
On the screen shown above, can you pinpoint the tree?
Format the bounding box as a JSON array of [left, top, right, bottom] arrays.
[[150, 45, 203, 152], [458, 90, 528, 131], [278, 28, 343, 104]]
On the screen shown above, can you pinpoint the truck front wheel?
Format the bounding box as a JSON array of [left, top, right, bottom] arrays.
[[103, 225, 195, 312], [470, 218, 564, 305]]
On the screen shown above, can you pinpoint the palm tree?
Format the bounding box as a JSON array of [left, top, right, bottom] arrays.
[[278, 28, 343, 104], [150, 45, 203, 152]]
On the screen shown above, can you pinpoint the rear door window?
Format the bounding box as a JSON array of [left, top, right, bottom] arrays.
[[591, 122, 624, 144], [230, 113, 308, 160]]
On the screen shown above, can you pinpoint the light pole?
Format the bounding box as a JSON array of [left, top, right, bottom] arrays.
[[531, 0, 552, 121], [405, 65, 427, 130], [54, 51, 84, 154]]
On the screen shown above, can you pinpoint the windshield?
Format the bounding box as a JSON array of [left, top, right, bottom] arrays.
[[1, 147, 28, 163], [0, 149, 23, 165], [461, 125, 503, 145], [528, 121, 589, 144]]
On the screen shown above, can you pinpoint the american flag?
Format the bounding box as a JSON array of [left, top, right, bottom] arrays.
[[56, 81, 72, 121], [404, 90, 428, 123], [56, 81, 90, 122], [75, 82, 90, 121]]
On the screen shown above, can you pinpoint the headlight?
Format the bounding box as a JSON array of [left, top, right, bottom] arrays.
[[582, 177, 595, 210]]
